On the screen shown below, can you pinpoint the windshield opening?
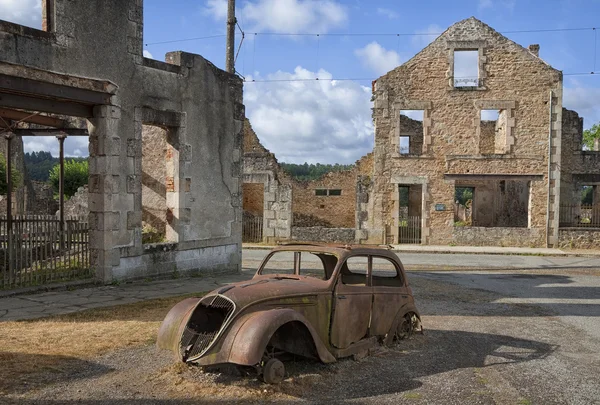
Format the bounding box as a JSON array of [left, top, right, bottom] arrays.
[[259, 251, 338, 280]]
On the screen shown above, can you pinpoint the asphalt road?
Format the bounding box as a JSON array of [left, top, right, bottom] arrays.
[[242, 248, 600, 270]]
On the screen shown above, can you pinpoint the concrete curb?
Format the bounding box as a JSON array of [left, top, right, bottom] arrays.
[[241, 244, 600, 257]]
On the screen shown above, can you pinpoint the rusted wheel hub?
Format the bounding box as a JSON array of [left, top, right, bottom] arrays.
[[262, 358, 285, 384]]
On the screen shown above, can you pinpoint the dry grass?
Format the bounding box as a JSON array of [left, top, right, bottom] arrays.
[[0, 292, 205, 394]]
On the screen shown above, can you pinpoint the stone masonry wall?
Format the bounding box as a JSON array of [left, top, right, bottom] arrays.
[[291, 227, 355, 244], [1, 1, 244, 281], [453, 226, 543, 247], [369, 17, 563, 247], [560, 108, 600, 207], [291, 153, 372, 229], [558, 228, 600, 249], [242, 120, 292, 242]]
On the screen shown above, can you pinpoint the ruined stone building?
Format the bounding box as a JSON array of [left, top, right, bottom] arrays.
[[366, 16, 599, 248], [0, 0, 243, 282], [241, 17, 599, 249], [242, 120, 372, 243]]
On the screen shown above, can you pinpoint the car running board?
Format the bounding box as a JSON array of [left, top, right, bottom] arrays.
[[330, 336, 378, 359]]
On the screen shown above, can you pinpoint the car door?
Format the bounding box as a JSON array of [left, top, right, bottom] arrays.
[[369, 255, 411, 337], [330, 255, 372, 349]]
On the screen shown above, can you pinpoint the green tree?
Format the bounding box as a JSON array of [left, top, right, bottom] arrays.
[[583, 123, 600, 151], [0, 153, 21, 195], [455, 187, 474, 205], [582, 186, 594, 205], [49, 159, 88, 199]]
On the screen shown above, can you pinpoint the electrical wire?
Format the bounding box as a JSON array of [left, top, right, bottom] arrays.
[[145, 26, 599, 46]]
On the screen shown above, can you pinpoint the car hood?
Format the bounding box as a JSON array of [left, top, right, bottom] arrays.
[[213, 275, 330, 308]]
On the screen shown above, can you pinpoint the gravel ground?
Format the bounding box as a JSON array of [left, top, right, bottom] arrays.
[[3, 269, 600, 404]]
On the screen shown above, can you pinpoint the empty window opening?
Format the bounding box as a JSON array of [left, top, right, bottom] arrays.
[[315, 189, 342, 196], [560, 185, 600, 227], [1, 1, 48, 30], [399, 110, 424, 155], [480, 109, 508, 154], [399, 136, 410, 154], [455, 180, 529, 228], [454, 187, 474, 226], [581, 185, 594, 205], [454, 50, 479, 88], [242, 183, 264, 216], [372, 257, 403, 287], [141, 124, 177, 244], [341, 256, 369, 286]]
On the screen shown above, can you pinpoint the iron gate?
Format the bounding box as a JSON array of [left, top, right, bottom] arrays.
[[242, 213, 263, 243], [398, 216, 421, 244]]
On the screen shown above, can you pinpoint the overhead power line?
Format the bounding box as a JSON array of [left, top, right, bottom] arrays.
[[243, 71, 599, 83], [145, 26, 598, 46]]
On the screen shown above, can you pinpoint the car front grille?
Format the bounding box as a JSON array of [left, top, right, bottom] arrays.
[[180, 294, 236, 361]]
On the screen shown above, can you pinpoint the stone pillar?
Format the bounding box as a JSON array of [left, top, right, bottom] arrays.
[[87, 105, 122, 283]]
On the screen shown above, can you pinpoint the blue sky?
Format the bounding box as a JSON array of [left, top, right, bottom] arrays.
[[2, 0, 600, 163]]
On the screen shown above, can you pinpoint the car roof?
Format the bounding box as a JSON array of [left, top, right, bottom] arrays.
[[272, 242, 396, 257]]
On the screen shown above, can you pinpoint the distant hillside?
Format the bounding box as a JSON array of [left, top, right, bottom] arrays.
[[24, 151, 87, 182], [280, 162, 354, 181]]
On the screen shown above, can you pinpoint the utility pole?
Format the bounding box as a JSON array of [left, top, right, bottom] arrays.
[[225, 0, 236, 73]]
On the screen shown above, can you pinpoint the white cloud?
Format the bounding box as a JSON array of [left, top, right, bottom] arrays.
[[203, 0, 228, 20], [376, 7, 399, 19], [204, 0, 347, 34], [478, 0, 516, 12], [0, 0, 42, 28], [411, 24, 443, 48], [23, 136, 88, 158], [564, 85, 600, 130], [244, 67, 373, 164], [478, 0, 493, 10], [143, 50, 153, 59], [354, 42, 401, 76]]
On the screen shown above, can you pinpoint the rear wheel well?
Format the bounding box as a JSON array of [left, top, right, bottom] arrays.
[[267, 321, 319, 360]]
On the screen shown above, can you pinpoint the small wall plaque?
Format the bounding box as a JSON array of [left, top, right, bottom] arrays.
[[435, 203, 446, 211]]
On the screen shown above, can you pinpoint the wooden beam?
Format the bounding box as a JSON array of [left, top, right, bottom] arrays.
[[0, 107, 68, 127], [0, 74, 112, 105], [0, 93, 93, 117], [12, 128, 89, 136]]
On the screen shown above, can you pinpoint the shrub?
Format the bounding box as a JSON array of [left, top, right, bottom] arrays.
[[49, 159, 88, 199]]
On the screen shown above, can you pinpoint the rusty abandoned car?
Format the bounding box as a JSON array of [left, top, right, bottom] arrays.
[[157, 244, 422, 383]]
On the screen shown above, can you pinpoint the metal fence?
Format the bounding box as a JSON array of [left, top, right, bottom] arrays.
[[559, 204, 600, 228], [398, 216, 422, 244], [0, 215, 90, 289], [242, 213, 263, 243]]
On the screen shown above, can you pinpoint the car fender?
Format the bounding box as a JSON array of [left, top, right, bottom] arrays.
[[156, 297, 202, 359], [383, 303, 422, 346], [225, 308, 336, 366]]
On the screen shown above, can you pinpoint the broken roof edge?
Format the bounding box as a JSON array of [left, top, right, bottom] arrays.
[[0, 61, 118, 95], [376, 16, 561, 82]]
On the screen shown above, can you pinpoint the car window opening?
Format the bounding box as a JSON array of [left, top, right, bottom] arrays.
[[260, 251, 338, 280]]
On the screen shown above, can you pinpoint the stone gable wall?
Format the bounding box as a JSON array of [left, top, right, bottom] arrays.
[[369, 17, 563, 247]]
